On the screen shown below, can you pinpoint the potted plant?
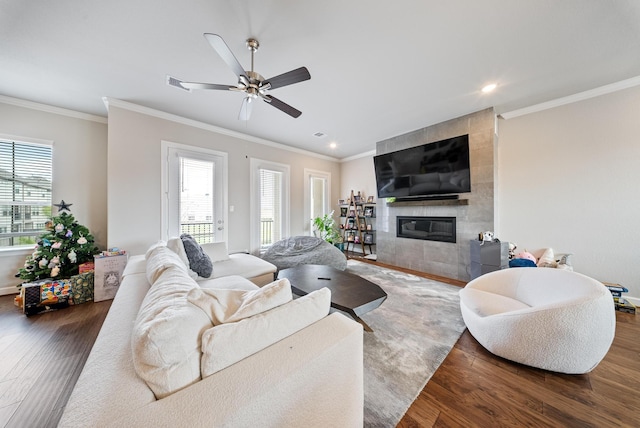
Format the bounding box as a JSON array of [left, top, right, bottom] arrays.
[[312, 211, 342, 249]]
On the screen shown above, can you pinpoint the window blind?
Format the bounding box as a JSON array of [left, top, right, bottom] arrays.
[[259, 168, 282, 247], [0, 140, 53, 247]]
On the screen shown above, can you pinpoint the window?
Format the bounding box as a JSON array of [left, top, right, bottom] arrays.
[[250, 159, 289, 254], [0, 138, 53, 248]]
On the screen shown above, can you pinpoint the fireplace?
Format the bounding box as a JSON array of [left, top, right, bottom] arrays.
[[396, 216, 456, 243]]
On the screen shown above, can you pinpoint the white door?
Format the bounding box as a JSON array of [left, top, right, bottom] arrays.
[[162, 142, 227, 244]]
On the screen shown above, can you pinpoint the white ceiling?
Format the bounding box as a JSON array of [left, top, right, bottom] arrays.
[[1, 0, 639, 159]]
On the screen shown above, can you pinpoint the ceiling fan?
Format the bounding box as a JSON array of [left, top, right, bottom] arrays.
[[168, 33, 311, 120]]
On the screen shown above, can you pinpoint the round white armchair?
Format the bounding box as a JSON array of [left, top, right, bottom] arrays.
[[459, 268, 616, 374]]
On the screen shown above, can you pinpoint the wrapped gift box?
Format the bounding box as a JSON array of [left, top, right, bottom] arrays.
[[70, 271, 94, 304], [94, 252, 128, 302], [78, 262, 95, 274], [41, 279, 72, 303], [20, 279, 70, 316]]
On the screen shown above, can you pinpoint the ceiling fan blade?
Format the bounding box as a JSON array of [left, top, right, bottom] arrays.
[[238, 97, 253, 121], [262, 67, 311, 90], [180, 81, 235, 90], [204, 33, 247, 79], [263, 95, 302, 118]]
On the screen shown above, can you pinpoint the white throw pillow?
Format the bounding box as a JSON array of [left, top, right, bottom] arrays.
[[145, 240, 166, 259], [187, 278, 292, 324], [166, 237, 190, 268], [537, 247, 556, 268], [201, 242, 230, 262], [131, 264, 212, 399], [200, 287, 331, 377], [166, 237, 199, 279], [145, 245, 188, 284]]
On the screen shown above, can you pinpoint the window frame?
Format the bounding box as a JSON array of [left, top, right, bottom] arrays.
[[0, 134, 53, 252], [304, 168, 331, 236]]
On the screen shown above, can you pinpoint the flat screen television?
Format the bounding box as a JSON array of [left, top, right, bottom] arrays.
[[374, 134, 471, 199]]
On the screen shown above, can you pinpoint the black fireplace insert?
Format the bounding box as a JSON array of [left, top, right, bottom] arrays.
[[396, 216, 456, 243]]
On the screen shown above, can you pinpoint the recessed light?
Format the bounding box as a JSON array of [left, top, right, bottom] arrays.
[[329, 142, 337, 149], [482, 83, 497, 93]]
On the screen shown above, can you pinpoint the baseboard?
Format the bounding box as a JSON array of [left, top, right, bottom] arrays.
[[0, 285, 18, 296]]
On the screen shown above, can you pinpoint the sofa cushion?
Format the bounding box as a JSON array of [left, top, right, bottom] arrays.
[[166, 237, 190, 268], [211, 253, 277, 280], [131, 263, 212, 399], [122, 254, 147, 277], [187, 278, 292, 324], [198, 275, 259, 292], [201, 242, 230, 262], [145, 245, 188, 284], [200, 287, 331, 377], [459, 287, 530, 317], [180, 234, 213, 278]]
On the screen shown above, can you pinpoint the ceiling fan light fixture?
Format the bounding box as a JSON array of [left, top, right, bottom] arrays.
[[175, 33, 310, 120]]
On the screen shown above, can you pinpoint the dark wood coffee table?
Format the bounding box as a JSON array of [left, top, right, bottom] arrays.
[[278, 264, 387, 332]]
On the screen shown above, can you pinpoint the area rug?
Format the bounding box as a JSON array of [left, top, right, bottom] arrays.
[[345, 260, 467, 427]]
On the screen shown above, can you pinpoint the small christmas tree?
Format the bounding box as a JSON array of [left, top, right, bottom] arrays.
[[18, 203, 100, 283]]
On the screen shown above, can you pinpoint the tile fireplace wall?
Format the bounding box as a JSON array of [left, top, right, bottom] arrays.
[[376, 108, 496, 281]]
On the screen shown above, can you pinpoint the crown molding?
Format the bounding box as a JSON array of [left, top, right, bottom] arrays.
[[500, 75, 640, 119], [0, 94, 107, 124], [102, 97, 340, 162], [340, 149, 376, 163]]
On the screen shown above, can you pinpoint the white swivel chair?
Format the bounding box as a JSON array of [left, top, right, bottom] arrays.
[[459, 267, 615, 374]]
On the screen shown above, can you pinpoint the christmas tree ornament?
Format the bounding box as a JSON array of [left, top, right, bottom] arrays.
[[39, 258, 48, 268], [66, 229, 73, 238], [77, 236, 88, 245], [68, 250, 77, 263], [51, 266, 60, 277], [53, 200, 73, 212], [52, 241, 62, 249], [43, 238, 51, 247], [55, 223, 64, 233]]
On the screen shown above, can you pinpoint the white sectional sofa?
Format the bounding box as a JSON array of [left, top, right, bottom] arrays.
[[58, 241, 364, 427]]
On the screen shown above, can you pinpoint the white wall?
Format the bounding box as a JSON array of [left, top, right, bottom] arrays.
[[0, 100, 108, 295], [339, 154, 377, 204], [107, 103, 341, 255], [498, 85, 640, 301]]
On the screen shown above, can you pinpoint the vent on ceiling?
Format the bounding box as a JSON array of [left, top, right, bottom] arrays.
[[166, 75, 191, 92], [313, 132, 327, 138]]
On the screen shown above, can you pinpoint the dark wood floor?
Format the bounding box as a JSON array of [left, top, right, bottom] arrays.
[[0, 294, 111, 428], [1, 259, 638, 427]]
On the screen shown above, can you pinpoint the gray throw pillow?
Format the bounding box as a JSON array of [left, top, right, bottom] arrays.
[[180, 234, 213, 277]]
